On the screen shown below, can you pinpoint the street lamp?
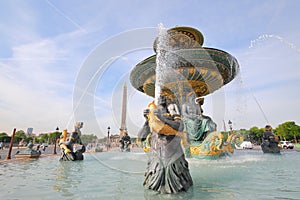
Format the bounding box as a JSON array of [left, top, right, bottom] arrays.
[[228, 120, 233, 133], [54, 127, 59, 154], [107, 126, 110, 150]]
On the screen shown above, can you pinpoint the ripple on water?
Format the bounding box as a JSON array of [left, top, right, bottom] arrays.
[[0, 150, 299, 199]]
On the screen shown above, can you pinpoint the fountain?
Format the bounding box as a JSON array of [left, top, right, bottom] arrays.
[[15, 141, 41, 159], [59, 122, 86, 161], [119, 132, 131, 152], [261, 125, 280, 153], [130, 26, 243, 160]]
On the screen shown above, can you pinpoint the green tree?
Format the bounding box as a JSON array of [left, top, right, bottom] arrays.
[[40, 134, 49, 143], [0, 132, 10, 142], [80, 134, 98, 145], [249, 126, 263, 143], [14, 130, 26, 143], [49, 131, 61, 144], [275, 121, 300, 142], [239, 129, 250, 141], [25, 136, 34, 143], [33, 137, 41, 144]]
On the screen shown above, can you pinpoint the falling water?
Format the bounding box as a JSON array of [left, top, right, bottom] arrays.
[[249, 34, 300, 53], [154, 23, 183, 105], [155, 23, 171, 105], [154, 23, 168, 105]]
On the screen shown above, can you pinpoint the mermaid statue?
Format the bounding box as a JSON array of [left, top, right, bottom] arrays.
[[138, 95, 193, 194], [182, 96, 217, 143], [59, 122, 86, 161]]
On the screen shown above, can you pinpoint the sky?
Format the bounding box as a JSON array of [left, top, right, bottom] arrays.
[[0, 0, 299, 138]]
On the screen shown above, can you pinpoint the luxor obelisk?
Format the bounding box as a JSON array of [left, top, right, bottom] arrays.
[[119, 82, 127, 137]]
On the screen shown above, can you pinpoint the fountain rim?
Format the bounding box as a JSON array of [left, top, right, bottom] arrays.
[[133, 47, 238, 67], [130, 47, 239, 88], [130, 42, 240, 99]]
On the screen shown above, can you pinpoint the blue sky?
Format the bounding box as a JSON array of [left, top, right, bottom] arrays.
[[0, 0, 299, 137]]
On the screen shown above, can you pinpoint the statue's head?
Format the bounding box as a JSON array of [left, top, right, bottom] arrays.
[[75, 122, 83, 129], [61, 129, 68, 139], [196, 97, 204, 105], [265, 125, 272, 131], [70, 131, 80, 143]]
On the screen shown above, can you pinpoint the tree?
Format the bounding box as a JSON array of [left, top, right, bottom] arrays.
[[239, 129, 250, 141], [25, 136, 34, 144], [80, 134, 98, 145], [275, 121, 300, 142], [14, 130, 26, 143], [40, 134, 49, 143], [249, 126, 263, 143], [0, 132, 10, 143], [49, 131, 61, 144], [33, 137, 41, 144]]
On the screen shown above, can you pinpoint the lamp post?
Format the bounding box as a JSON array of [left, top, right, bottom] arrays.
[[107, 126, 110, 150], [228, 120, 233, 135], [53, 127, 59, 154]]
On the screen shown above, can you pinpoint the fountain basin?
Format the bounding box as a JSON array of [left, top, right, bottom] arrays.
[[130, 47, 239, 102]]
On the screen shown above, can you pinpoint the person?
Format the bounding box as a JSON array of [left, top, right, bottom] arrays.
[[261, 125, 280, 153], [0, 142, 3, 150], [138, 95, 193, 194], [181, 95, 216, 142]]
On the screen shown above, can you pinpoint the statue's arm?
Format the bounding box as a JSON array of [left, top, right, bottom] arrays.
[[138, 121, 150, 142], [174, 104, 180, 115], [60, 139, 72, 146], [181, 104, 188, 118], [138, 109, 151, 141], [155, 109, 183, 131]]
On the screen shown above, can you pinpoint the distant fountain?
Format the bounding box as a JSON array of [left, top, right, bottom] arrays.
[[59, 122, 86, 161]]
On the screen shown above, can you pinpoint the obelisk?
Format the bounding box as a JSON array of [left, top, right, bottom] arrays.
[[119, 82, 127, 137]]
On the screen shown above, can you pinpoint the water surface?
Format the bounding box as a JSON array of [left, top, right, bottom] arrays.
[[0, 150, 299, 200]]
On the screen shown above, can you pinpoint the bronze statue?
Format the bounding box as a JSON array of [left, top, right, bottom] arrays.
[[182, 95, 216, 142], [119, 132, 131, 152], [138, 95, 193, 194], [261, 125, 280, 154], [15, 140, 41, 158], [59, 122, 86, 161]]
